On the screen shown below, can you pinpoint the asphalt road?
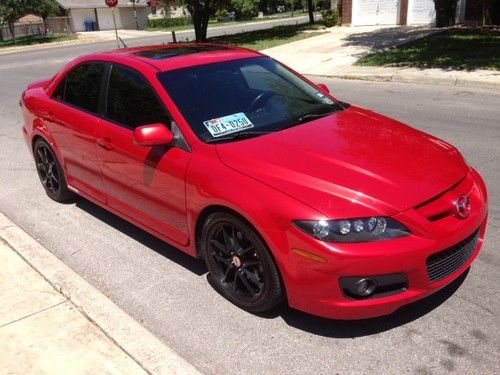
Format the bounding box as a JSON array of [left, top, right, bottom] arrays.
[[1, 40, 499, 374]]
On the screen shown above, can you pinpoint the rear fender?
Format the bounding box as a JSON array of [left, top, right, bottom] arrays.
[[31, 119, 67, 176]]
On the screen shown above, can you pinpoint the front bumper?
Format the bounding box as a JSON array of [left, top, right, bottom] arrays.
[[278, 168, 488, 320]]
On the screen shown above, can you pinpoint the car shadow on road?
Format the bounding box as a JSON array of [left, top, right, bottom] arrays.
[[75, 198, 208, 276], [269, 270, 469, 337]]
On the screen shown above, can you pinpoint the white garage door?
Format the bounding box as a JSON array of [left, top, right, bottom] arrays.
[[352, 0, 399, 26], [96, 8, 122, 31], [408, 0, 436, 25]]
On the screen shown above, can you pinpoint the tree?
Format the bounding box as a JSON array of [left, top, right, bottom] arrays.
[[433, 0, 458, 27], [0, 0, 59, 43], [307, 0, 314, 24], [182, 0, 228, 42]]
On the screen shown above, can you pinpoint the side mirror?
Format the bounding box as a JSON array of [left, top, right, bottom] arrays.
[[316, 83, 330, 94], [133, 123, 174, 147]]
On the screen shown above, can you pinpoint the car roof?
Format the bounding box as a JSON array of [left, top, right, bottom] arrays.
[[86, 43, 264, 72]]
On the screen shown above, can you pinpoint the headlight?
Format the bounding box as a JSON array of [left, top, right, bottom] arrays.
[[294, 217, 410, 243]]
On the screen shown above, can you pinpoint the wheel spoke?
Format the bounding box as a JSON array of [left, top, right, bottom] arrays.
[[223, 264, 234, 282], [232, 270, 239, 291], [43, 146, 49, 161], [243, 269, 263, 290], [36, 162, 46, 171], [222, 227, 233, 249], [210, 239, 229, 255], [50, 171, 59, 184], [237, 246, 254, 257], [211, 251, 230, 264], [37, 149, 46, 163], [242, 260, 260, 268], [239, 271, 258, 294]]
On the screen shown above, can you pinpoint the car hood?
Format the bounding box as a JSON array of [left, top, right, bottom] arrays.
[[215, 106, 468, 218]]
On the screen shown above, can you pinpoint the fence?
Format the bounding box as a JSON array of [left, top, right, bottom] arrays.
[[0, 17, 73, 42]]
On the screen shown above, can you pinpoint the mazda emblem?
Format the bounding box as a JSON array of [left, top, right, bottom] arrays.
[[454, 196, 471, 219]]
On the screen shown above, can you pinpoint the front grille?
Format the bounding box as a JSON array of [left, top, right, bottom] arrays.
[[427, 230, 480, 283]]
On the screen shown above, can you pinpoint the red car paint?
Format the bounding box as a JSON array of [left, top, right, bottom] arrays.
[[21, 44, 488, 319]]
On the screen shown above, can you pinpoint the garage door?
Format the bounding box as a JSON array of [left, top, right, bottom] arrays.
[[352, 0, 399, 26], [96, 8, 121, 31], [408, 0, 436, 25]]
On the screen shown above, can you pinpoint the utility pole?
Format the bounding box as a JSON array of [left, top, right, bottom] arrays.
[[133, 0, 139, 30]]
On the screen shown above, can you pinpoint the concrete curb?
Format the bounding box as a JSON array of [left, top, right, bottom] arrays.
[[317, 72, 500, 91], [0, 212, 200, 375]]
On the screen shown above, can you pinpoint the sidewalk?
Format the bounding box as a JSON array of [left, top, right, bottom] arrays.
[[0, 212, 200, 375], [262, 25, 500, 90]]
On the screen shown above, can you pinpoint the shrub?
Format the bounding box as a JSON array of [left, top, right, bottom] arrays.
[[215, 9, 229, 22], [231, 0, 259, 20], [149, 17, 190, 29], [321, 9, 340, 27]]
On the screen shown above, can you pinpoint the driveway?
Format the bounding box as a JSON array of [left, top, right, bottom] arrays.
[[263, 25, 439, 74]]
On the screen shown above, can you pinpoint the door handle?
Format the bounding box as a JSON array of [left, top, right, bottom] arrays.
[[97, 138, 116, 151]]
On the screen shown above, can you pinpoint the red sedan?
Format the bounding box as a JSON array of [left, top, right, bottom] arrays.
[[21, 44, 488, 319]]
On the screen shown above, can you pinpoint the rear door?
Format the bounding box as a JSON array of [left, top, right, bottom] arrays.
[[48, 62, 107, 202], [96, 63, 191, 245]]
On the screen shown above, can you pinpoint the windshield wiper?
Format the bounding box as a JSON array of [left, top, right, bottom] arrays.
[[279, 111, 338, 131], [205, 131, 273, 143]]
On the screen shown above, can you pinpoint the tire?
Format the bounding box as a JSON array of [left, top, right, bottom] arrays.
[[34, 139, 74, 202], [201, 212, 284, 313]]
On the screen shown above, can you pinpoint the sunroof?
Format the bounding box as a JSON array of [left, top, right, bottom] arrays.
[[135, 45, 230, 60]]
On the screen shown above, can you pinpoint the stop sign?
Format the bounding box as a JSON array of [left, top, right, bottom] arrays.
[[105, 0, 118, 7]]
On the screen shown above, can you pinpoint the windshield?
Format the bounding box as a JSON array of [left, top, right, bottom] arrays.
[[158, 57, 344, 143]]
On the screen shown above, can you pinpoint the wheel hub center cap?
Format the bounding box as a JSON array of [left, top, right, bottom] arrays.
[[232, 256, 242, 268]]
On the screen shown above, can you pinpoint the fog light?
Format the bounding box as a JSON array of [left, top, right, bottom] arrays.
[[349, 278, 377, 297]]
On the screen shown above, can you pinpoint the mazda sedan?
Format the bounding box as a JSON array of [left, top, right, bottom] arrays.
[[21, 44, 488, 319]]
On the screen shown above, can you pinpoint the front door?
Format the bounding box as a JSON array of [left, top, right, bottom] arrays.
[[96, 64, 190, 245]]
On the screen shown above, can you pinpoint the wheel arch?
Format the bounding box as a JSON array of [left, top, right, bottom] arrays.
[[195, 205, 252, 258], [194, 204, 289, 303]]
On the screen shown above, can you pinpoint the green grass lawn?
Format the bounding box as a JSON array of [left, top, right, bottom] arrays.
[[356, 28, 500, 71], [148, 11, 311, 32], [208, 23, 326, 51], [0, 34, 77, 49]]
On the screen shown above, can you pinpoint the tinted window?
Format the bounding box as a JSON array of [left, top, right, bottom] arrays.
[[64, 63, 105, 113], [107, 65, 169, 129]]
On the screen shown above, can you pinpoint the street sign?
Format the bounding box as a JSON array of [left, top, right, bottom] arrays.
[[105, 0, 118, 7]]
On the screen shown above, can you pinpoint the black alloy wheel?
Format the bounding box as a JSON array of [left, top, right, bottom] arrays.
[[34, 139, 73, 202], [202, 212, 283, 312]]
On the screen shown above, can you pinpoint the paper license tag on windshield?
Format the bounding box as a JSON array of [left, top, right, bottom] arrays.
[[203, 112, 254, 138]]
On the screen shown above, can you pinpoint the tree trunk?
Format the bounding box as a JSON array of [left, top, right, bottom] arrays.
[[8, 21, 16, 44], [307, 0, 314, 24], [434, 0, 457, 27], [189, 4, 210, 42]]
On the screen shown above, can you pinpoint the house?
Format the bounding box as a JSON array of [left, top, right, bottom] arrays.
[[57, 0, 150, 32], [341, 0, 470, 26]]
